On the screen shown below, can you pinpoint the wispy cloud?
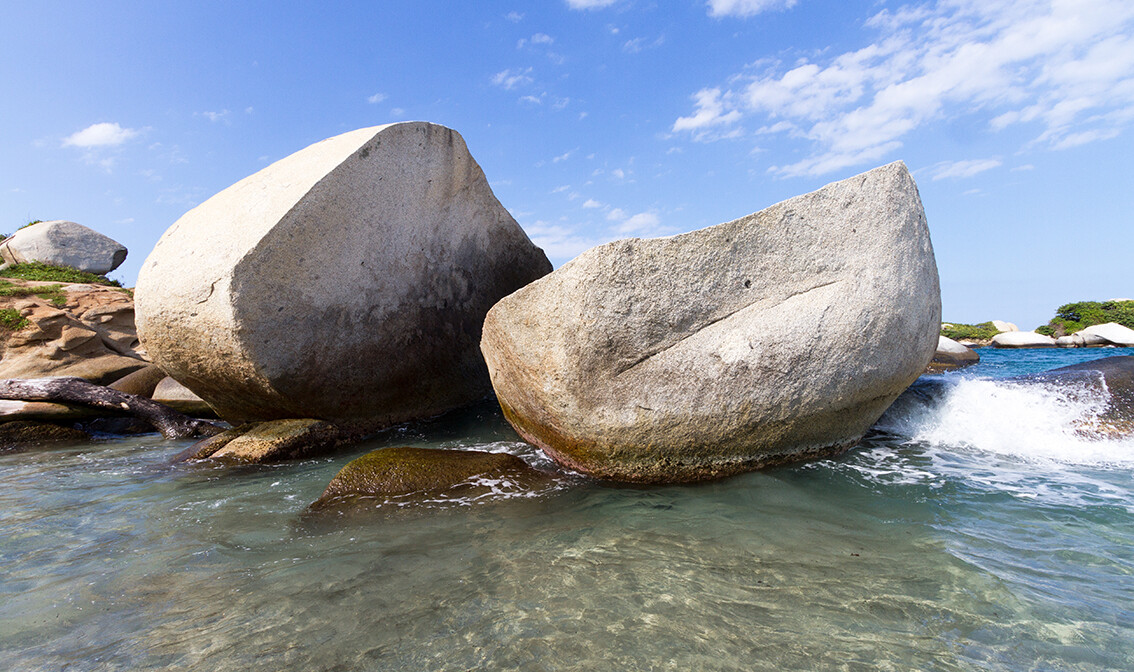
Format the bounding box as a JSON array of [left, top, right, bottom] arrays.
[[673, 0, 1134, 177], [707, 0, 798, 19], [491, 67, 534, 90], [199, 110, 230, 123], [367, 92, 387, 104], [505, 11, 524, 22], [62, 122, 140, 148], [930, 158, 1002, 180], [565, 0, 619, 9]]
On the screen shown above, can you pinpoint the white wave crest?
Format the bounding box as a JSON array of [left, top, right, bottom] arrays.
[[876, 377, 1134, 467]]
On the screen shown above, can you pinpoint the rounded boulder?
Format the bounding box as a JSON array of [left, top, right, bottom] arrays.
[[481, 161, 941, 483]]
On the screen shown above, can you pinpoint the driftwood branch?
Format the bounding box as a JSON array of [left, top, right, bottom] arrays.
[[0, 377, 222, 439]]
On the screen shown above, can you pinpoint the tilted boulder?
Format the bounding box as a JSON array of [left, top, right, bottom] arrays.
[[0, 221, 127, 274], [135, 122, 551, 425], [481, 161, 940, 483]]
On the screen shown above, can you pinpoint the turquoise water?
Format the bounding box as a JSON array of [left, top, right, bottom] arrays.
[[1, 349, 1132, 670]]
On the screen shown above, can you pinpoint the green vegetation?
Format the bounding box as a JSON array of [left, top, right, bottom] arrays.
[[0, 279, 67, 307], [0, 307, 29, 331], [1037, 300, 1134, 337], [940, 321, 1000, 341], [19, 219, 43, 230], [0, 261, 120, 287]]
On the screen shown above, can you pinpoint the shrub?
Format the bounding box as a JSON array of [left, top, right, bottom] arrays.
[[941, 321, 1000, 341], [1039, 300, 1134, 336], [0, 261, 120, 287]]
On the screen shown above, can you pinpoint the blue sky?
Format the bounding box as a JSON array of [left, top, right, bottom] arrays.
[[3, 0, 1132, 330]]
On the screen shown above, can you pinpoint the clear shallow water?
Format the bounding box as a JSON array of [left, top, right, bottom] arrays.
[[1, 350, 1132, 671]]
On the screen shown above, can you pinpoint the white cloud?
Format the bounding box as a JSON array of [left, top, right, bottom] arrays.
[[623, 35, 665, 54], [367, 92, 387, 104], [553, 149, 577, 163], [930, 158, 1003, 180], [565, 0, 618, 9], [583, 199, 603, 208], [707, 0, 798, 18], [524, 220, 606, 262], [390, 107, 406, 117], [617, 212, 661, 235], [505, 11, 524, 22], [552, 185, 571, 193], [491, 67, 534, 90], [607, 208, 627, 221], [672, 88, 743, 136], [531, 33, 554, 45], [201, 110, 230, 123], [674, 0, 1134, 176], [62, 122, 140, 148]]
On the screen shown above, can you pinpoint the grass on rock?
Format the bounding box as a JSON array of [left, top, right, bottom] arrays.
[[0, 261, 120, 287]]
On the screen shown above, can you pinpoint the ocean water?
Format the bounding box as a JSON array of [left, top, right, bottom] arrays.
[[1, 349, 1132, 671]]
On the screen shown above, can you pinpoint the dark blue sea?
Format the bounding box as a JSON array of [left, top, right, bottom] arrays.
[[1, 348, 1132, 670]]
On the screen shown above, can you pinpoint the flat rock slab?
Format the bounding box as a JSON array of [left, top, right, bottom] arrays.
[[992, 331, 1057, 348], [310, 446, 550, 510], [135, 121, 551, 426], [178, 418, 350, 464], [481, 161, 940, 483]]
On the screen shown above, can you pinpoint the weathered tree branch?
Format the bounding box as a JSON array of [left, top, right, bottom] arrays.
[[0, 377, 223, 439]]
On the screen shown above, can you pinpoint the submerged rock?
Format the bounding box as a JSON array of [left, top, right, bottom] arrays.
[[0, 420, 89, 452], [991, 331, 1056, 348], [927, 335, 979, 373], [136, 122, 551, 426], [178, 418, 349, 464], [0, 220, 127, 274], [481, 161, 941, 483], [310, 446, 549, 510]]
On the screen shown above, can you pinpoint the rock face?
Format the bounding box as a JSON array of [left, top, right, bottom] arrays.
[[135, 122, 551, 426], [0, 281, 147, 384], [481, 161, 941, 483], [0, 221, 127, 274], [991, 331, 1056, 348], [1080, 323, 1134, 347], [927, 335, 980, 373], [310, 446, 548, 510]]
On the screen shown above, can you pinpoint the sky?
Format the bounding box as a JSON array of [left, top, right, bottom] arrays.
[[2, 0, 1132, 330]]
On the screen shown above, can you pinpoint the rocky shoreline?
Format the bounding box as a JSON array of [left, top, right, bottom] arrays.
[[3, 122, 1130, 508]]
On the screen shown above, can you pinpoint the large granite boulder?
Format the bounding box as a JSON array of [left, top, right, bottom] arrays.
[[135, 122, 551, 426], [991, 320, 1018, 333], [0, 221, 127, 274], [991, 331, 1056, 348], [926, 335, 979, 373], [1079, 323, 1134, 347], [481, 161, 940, 483]]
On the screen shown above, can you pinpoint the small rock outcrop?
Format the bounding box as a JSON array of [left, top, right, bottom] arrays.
[[927, 335, 980, 373], [481, 161, 941, 483], [0, 221, 127, 274], [136, 122, 551, 426], [1055, 333, 1111, 348], [991, 331, 1057, 348], [0, 420, 89, 452], [1, 281, 147, 384], [310, 446, 549, 510], [991, 320, 1018, 333]]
